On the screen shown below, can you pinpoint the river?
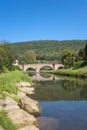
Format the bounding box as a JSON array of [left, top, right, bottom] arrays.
[[29, 73, 87, 130]]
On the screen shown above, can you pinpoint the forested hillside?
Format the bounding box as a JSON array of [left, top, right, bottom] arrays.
[[11, 40, 87, 63]]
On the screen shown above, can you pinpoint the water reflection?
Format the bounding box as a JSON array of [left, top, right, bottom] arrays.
[[31, 77, 87, 101], [29, 72, 60, 81], [29, 73, 87, 130]]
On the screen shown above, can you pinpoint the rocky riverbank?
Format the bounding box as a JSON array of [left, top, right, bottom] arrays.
[[0, 82, 41, 130]]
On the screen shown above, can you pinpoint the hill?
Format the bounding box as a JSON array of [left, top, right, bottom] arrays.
[[11, 40, 87, 62]]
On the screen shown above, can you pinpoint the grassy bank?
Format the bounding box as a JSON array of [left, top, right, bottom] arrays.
[[52, 66, 87, 78], [0, 70, 32, 130], [0, 70, 32, 97]]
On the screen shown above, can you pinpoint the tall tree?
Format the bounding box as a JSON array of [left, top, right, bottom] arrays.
[[0, 43, 13, 72], [78, 48, 85, 61], [24, 50, 36, 64], [84, 44, 87, 61], [61, 49, 76, 68], [17, 50, 36, 64]]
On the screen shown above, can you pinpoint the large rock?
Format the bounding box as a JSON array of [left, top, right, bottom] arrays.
[[0, 99, 5, 106], [17, 91, 26, 98], [4, 97, 19, 110], [3, 97, 38, 128], [17, 125, 39, 130], [18, 87, 34, 95], [7, 108, 37, 128], [18, 96, 41, 116], [16, 82, 34, 95], [4, 97, 18, 105], [16, 82, 31, 87]]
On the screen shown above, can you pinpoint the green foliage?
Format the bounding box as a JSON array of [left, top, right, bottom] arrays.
[[61, 49, 76, 68], [24, 50, 36, 64], [59, 42, 87, 69], [52, 65, 87, 78], [0, 110, 18, 130], [78, 48, 85, 61], [11, 40, 87, 63], [12, 65, 21, 71], [0, 70, 32, 97], [13, 96, 20, 102], [2, 66, 9, 73], [74, 61, 87, 69], [73, 61, 83, 69], [18, 50, 36, 64], [0, 43, 13, 72], [84, 43, 87, 60]]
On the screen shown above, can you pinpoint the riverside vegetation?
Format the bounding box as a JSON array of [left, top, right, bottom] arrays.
[[10, 40, 87, 78], [52, 65, 87, 78], [11, 40, 87, 63], [0, 70, 30, 130], [0, 71, 31, 130], [0, 40, 87, 129], [0, 43, 41, 129], [0, 70, 32, 98], [0, 70, 41, 130], [52, 43, 87, 77]]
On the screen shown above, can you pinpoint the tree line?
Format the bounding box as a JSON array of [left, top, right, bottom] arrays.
[[61, 44, 87, 68], [0, 40, 87, 72], [11, 40, 87, 64]]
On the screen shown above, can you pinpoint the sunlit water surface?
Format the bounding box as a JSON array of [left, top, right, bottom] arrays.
[[29, 73, 87, 130]]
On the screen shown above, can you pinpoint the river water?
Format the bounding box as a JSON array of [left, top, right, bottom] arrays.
[[29, 73, 87, 130]]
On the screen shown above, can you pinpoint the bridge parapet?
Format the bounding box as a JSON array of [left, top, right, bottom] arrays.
[[17, 63, 64, 72]]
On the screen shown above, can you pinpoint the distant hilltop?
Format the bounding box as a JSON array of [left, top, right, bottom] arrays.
[[10, 40, 87, 62]]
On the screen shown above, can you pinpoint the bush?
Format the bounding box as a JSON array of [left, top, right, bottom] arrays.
[[2, 66, 9, 73], [12, 65, 21, 71]]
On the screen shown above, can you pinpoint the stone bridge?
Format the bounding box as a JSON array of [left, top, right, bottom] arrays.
[[17, 63, 64, 73]]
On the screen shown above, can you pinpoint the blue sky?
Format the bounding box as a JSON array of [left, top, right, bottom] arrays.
[[0, 0, 87, 42]]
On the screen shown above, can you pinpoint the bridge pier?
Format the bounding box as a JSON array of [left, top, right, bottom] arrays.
[[52, 63, 55, 70], [36, 68, 40, 74]]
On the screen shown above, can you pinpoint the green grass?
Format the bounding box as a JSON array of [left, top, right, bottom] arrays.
[[0, 110, 18, 130], [0, 70, 32, 97], [13, 96, 20, 102], [0, 70, 32, 129], [52, 66, 87, 78]]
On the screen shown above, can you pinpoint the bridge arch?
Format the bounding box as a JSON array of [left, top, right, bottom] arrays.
[[40, 65, 53, 72], [16, 63, 64, 72], [26, 67, 36, 72], [56, 66, 64, 70]]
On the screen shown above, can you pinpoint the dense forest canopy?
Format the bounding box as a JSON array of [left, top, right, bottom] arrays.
[[10, 40, 87, 63]]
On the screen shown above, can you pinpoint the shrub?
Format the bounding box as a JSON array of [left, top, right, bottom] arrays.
[[12, 65, 21, 71]]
